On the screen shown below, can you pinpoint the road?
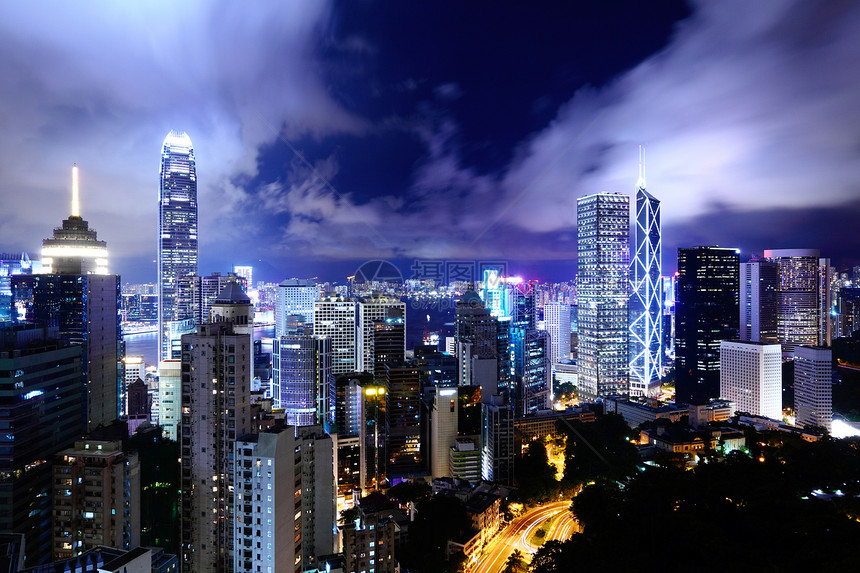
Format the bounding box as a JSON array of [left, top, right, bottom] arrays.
[[472, 500, 576, 573]]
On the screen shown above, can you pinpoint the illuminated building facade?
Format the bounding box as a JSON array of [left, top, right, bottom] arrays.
[[794, 345, 832, 432], [384, 363, 422, 478], [158, 131, 198, 361], [720, 340, 781, 420], [41, 166, 109, 276], [272, 333, 333, 427], [513, 328, 550, 415], [543, 301, 571, 367], [763, 249, 832, 357], [576, 193, 630, 400], [1, 253, 41, 322], [313, 297, 357, 375], [628, 155, 662, 397], [179, 322, 252, 572], [357, 296, 406, 374], [675, 247, 739, 404], [275, 279, 319, 337], [740, 260, 779, 344]]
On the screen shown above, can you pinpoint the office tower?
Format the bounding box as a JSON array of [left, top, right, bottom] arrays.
[[12, 272, 121, 432], [720, 341, 781, 419], [449, 438, 481, 481], [414, 346, 458, 389], [511, 283, 536, 331], [0, 325, 82, 564], [272, 333, 333, 426], [543, 302, 571, 367], [675, 247, 740, 404], [126, 378, 151, 434], [313, 296, 357, 375], [233, 426, 336, 572], [481, 395, 514, 485], [357, 296, 406, 374], [576, 193, 630, 400], [41, 166, 109, 276], [455, 289, 499, 389], [740, 261, 779, 344], [794, 346, 832, 432], [157, 360, 180, 441], [763, 249, 832, 356], [232, 266, 252, 291], [513, 329, 551, 415], [385, 364, 422, 478], [179, 321, 252, 572], [372, 318, 406, 383], [275, 279, 319, 337], [158, 131, 198, 362], [479, 268, 512, 318], [209, 281, 255, 374], [52, 440, 140, 559], [430, 387, 458, 478], [0, 253, 40, 322], [628, 154, 662, 397], [342, 511, 397, 573]]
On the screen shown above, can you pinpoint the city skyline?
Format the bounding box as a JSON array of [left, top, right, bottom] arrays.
[[1, 1, 859, 284]]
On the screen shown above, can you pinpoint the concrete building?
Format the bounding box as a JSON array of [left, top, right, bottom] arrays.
[[272, 333, 333, 427], [313, 297, 357, 375], [794, 345, 832, 432], [543, 302, 571, 367], [603, 397, 688, 429], [233, 426, 336, 572], [719, 341, 782, 420], [52, 440, 140, 560], [179, 321, 252, 572], [342, 512, 396, 573], [449, 438, 481, 482], [576, 193, 630, 400], [385, 364, 422, 478], [481, 395, 514, 485], [122, 355, 145, 417], [275, 279, 319, 338], [430, 387, 458, 479]]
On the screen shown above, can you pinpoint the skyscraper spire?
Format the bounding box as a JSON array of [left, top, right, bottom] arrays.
[[637, 144, 646, 190], [71, 164, 80, 217]]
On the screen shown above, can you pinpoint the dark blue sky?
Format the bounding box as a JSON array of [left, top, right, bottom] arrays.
[[1, 1, 858, 284]]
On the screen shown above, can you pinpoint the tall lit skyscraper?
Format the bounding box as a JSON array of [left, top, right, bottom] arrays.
[[763, 249, 832, 357], [313, 296, 357, 375], [158, 131, 198, 361], [576, 193, 630, 400], [41, 166, 109, 275], [720, 340, 782, 420], [272, 332, 333, 427], [740, 260, 779, 344], [628, 150, 662, 397], [675, 247, 739, 404], [794, 345, 832, 432], [275, 279, 319, 337]]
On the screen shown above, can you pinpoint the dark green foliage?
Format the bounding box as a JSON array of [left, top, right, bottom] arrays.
[[125, 430, 179, 553], [398, 496, 473, 573], [513, 441, 563, 503], [387, 479, 431, 505], [503, 549, 526, 573], [561, 413, 639, 486], [532, 436, 860, 572]]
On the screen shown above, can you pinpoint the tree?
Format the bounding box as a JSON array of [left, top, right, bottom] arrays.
[[503, 549, 525, 573], [561, 413, 638, 486], [514, 440, 561, 503]]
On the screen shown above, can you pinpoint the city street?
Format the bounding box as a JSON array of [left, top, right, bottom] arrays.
[[472, 500, 577, 573]]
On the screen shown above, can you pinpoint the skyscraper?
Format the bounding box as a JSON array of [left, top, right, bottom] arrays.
[[794, 345, 832, 432], [763, 249, 832, 357], [576, 193, 630, 400], [272, 332, 333, 427], [41, 166, 109, 275], [275, 279, 319, 337], [675, 247, 739, 404], [739, 260, 779, 344], [356, 295, 406, 374], [158, 131, 198, 362], [313, 296, 357, 375], [628, 151, 662, 397]]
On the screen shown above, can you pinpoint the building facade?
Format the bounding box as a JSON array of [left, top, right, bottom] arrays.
[[740, 260, 779, 344], [313, 297, 357, 375], [719, 341, 782, 420], [543, 302, 571, 367], [272, 333, 333, 427], [675, 247, 739, 404], [628, 172, 662, 397], [158, 131, 198, 362], [576, 193, 630, 400], [794, 345, 832, 432]]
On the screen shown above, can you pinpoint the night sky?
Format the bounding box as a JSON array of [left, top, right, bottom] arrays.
[[2, 1, 859, 284]]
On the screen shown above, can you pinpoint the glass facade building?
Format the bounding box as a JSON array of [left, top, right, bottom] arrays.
[[576, 193, 630, 400], [158, 131, 197, 361], [628, 180, 662, 398]]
